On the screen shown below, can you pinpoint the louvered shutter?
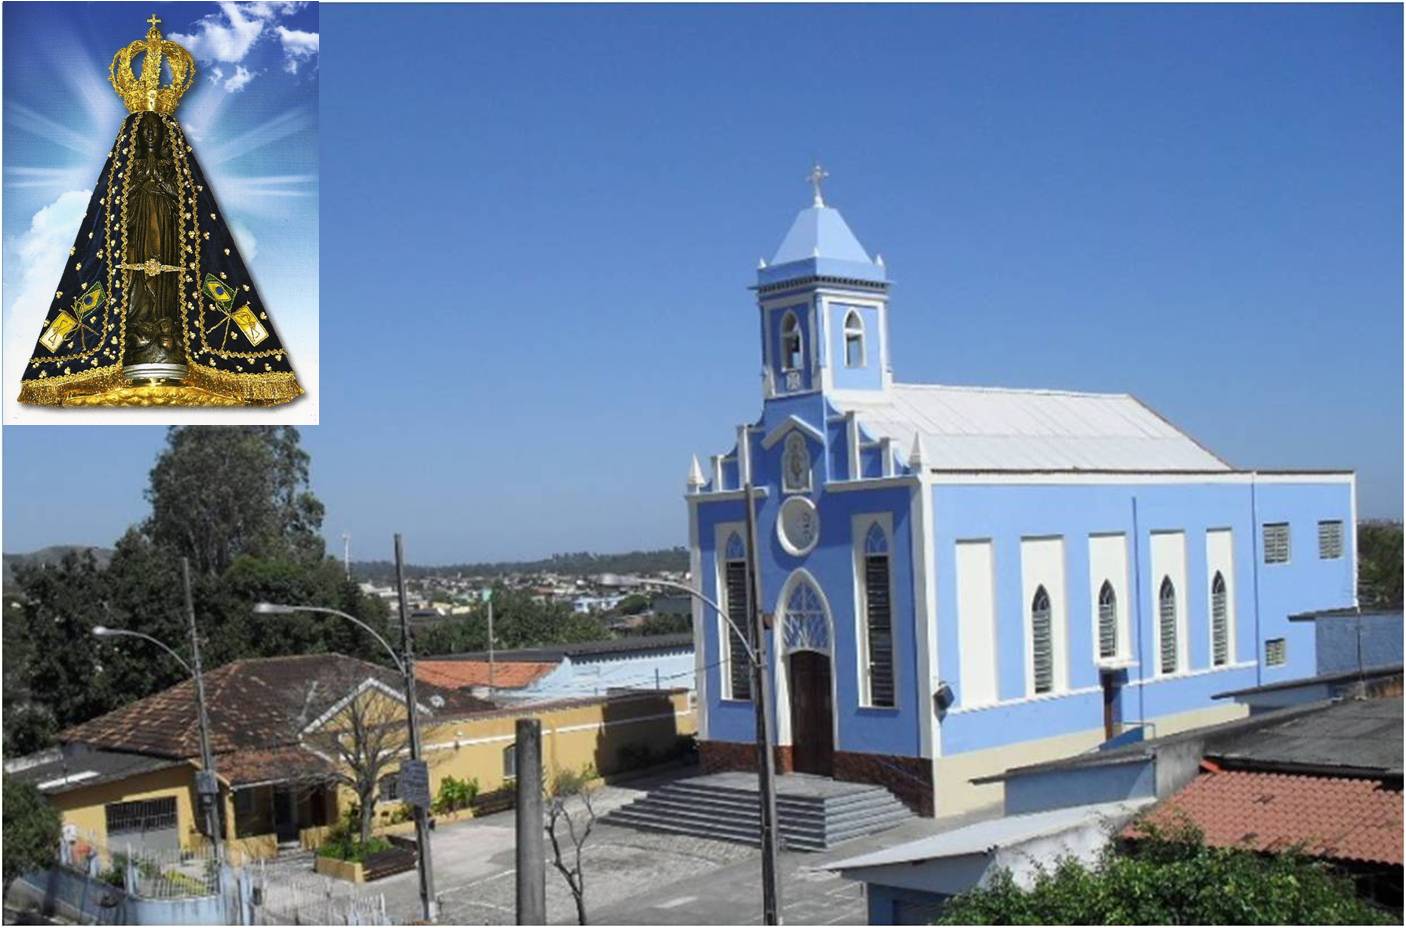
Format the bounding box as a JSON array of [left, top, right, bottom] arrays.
[[724, 559, 752, 700], [864, 553, 895, 707]]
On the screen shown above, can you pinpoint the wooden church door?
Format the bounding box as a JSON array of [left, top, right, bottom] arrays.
[[788, 651, 834, 776]]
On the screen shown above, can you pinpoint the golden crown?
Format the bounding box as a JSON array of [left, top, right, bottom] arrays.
[[109, 15, 196, 115]]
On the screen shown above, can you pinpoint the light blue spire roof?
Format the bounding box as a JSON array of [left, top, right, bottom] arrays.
[[770, 206, 873, 265], [758, 169, 888, 286]]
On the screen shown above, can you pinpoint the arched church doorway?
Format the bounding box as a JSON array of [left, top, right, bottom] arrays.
[[788, 650, 834, 775], [779, 573, 835, 777]]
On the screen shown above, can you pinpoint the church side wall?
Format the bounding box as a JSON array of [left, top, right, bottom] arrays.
[[932, 476, 1354, 765]]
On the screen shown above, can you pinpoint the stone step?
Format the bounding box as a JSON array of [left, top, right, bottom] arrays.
[[602, 775, 915, 851], [622, 792, 909, 833], [602, 808, 829, 851]]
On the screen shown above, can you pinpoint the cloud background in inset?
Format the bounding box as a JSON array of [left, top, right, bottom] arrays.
[[2, 1, 319, 424]]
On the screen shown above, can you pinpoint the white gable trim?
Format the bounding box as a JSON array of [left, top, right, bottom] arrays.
[[761, 414, 825, 450], [300, 677, 428, 736]]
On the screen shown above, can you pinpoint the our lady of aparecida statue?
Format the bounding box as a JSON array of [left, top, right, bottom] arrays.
[[18, 15, 303, 408]]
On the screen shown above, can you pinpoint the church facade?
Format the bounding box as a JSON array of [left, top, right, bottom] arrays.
[[685, 179, 1357, 816]]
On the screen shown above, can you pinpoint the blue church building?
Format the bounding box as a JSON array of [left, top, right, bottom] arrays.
[[685, 172, 1358, 816]]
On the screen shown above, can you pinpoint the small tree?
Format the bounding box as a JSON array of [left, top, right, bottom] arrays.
[[294, 670, 414, 844], [546, 765, 599, 925], [3, 775, 60, 890], [937, 816, 1392, 925]]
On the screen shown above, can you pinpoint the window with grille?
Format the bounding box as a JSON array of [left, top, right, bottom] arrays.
[[1265, 637, 1287, 666], [843, 311, 865, 368], [723, 533, 752, 701], [1158, 576, 1178, 674], [1262, 523, 1290, 564], [862, 523, 895, 707], [105, 797, 177, 836], [1097, 581, 1118, 660], [1210, 572, 1229, 666], [1318, 521, 1343, 560], [378, 774, 399, 802], [1031, 586, 1054, 694]]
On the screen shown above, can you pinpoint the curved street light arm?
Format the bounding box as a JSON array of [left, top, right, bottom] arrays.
[[275, 605, 406, 673], [96, 628, 195, 677], [626, 576, 759, 667]]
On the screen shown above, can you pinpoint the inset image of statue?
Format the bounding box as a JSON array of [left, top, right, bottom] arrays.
[[17, 15, 303, 408]]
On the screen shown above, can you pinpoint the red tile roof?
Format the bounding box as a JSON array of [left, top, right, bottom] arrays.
[[1134, 769, 1403, 866], [217, 746, 334, 787], [61, 654, 488, 760], [416, 659, 558, 690]]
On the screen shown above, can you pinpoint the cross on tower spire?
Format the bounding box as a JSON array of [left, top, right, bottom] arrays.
[[807, 162, 829, 207], [147, 13, 161, 29]]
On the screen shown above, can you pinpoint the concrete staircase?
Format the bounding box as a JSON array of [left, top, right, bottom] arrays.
[[601, 772, 914, 851]]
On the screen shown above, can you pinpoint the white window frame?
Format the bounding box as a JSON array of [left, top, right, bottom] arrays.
[[780, 311, 803, 372], [715, 521, 751, 702], [1020, 536, 1068, 697], [1205, 527, 1237, 668], [1157, 576, 1179, 676], [852, 513, 898, 709], [1149, 531, 1189, 676], [1088, 533, 1131, 666], [842, 310, 866, 368]]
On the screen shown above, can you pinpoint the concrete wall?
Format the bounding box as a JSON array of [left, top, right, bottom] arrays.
[[1315, 611, 1404, 674], [48, 762, 201, 852]]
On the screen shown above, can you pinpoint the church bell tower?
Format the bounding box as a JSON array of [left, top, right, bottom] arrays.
[[755, 165, 891, 400]]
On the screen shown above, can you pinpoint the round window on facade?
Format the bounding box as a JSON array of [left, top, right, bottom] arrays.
[[777, 495, 820, 556]]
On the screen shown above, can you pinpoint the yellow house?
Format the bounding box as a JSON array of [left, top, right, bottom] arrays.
[[11, 653, 695, 864]]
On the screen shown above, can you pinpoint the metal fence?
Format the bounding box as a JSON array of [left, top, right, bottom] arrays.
[[250, 862, 389, 926]]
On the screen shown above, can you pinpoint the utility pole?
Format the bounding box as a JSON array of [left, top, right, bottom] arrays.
[[742, 479, 782, 925], [181, 558, 223, 866], [395, 534, 438, 923], [486, 589, 496, 701], [515, 718, 545, 925]]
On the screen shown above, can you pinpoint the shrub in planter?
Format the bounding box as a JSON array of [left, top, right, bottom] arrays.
[[431, 775, 480, 815]]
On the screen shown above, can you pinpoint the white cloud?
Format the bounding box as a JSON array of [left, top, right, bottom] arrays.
[[276, 26, 319, 74], [168, 2, 266, 65], [223, 66, 257, 93], [228, 219, 259, 263], [4, 190, 91, 390]]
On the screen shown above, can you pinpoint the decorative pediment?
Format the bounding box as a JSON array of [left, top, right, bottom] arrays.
[[761, 414, 824, 451]]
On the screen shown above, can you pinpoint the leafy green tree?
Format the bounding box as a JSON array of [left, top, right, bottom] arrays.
[[5, 550, 121, 755], [937, 818, 1391, 925], [144, 426, 325, 576], [415, 586, 610, 656], [637, 613, 691, 636], [615, 594, 650, 617], [1357, 521, 1403, 608], [3, 775, 60, 889]]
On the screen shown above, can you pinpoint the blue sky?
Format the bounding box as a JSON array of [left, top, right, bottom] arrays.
[[3, 3, 1401, 565], [1, 1, 319, 423]]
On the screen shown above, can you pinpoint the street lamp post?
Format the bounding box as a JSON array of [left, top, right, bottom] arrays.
[[253, 533, 438, 924], [93, 563, 224, 867], [601, 510, 784, 926]]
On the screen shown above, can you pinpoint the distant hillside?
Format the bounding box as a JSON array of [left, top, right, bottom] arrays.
[[351, 547, 690, 583], [3, 546, 114, 587]]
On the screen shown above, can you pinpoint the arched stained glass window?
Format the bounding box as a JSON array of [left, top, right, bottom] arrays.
[[1097, 581, 1118, 660], [1031, 586, 1054, 695], [1159, 576, 1178, 675], [1211, 571, 1229, 666], [783, 578, 829, 654], [843, 311, 865, 368]]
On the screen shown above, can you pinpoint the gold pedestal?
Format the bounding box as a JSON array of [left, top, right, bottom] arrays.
[[61, 383, 244, 407]]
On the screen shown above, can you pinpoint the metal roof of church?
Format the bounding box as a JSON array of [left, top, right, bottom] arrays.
[[833, 383, 1231, 473]]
